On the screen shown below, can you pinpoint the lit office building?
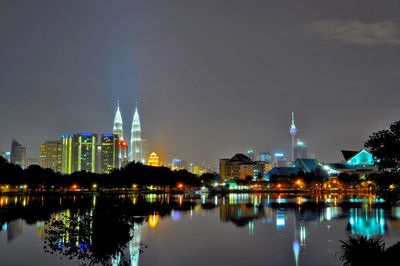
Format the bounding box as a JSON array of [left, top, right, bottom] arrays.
[[258, 152, 272, 163], [147, 152, 160, 167], [61, 133, 98, 174], [10, 139, 26, 168], [40, 140, 62, 172], [294, 139, 308, 160], [100, 134, 120, 174]]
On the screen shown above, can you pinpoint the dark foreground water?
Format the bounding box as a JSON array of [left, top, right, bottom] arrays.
[[0, 193, 399, 266]]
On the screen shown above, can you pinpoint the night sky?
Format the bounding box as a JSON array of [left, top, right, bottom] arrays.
[[1, 0, 399, 164]]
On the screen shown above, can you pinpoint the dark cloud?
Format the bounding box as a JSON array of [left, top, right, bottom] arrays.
[[305, 20, 400, 46]]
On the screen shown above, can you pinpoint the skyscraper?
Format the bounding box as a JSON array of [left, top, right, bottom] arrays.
[[61, 133, 98, 174], [40, 140, 62, 172], [289, 112, 297, 162], [100, 134, 120, 173], [113, 101, 128, 166], [130, 105, 144, 164], [10, 139, 26, 168], [294, 139, 308, 160], [113, 101, 124, 140]]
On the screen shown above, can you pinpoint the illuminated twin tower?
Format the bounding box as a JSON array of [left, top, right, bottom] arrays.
[[113, 101, 145, 165]]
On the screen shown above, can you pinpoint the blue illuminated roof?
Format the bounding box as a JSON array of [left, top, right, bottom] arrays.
[[102, 134, 114, 137], [81, 133, 93, 136], [172, 158, 182, 163]]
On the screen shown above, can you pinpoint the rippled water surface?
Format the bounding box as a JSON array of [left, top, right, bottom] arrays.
[[0, 193, 399, 265]]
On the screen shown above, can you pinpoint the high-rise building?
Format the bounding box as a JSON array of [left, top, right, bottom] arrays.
[[147, 152, 160, 167], [130, 105, 144, 164], [273, 152, 290, 167], [294, 139, 308, 160], [40, 140, 62, 172], [100, 134, 120, 174], [113, 101, 124, 140], [61, 133, 98, 174], [113, 101, 129, 167], [10, 139, 26, 168], [141, 138, 149, 165], [258, 152, 271, 163], [118, 140, 129, 167], [246, 149, 255, 161], [289, 112, 297, 162]]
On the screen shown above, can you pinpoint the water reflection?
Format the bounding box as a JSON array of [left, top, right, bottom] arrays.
[[0, 193, 399, 265]]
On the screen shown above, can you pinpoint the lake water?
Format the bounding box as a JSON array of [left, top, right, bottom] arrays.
[[0, 193, 399, 265]]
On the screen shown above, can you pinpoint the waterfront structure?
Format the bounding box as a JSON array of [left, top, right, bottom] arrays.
[[322, 149, 376, 177], [40, 140, 62, 172], [289, 112, 297, 162], [341, 149, 374, 168], [147, 152, 160, 167], [61, 133, 98, 174], [219, 154, 266, 180], [100, 134, 120, 174], [130, 106, 144, 164], [294, 139, 308, 160], [292, 158, 319, 173], [10, 139, 26, 168]]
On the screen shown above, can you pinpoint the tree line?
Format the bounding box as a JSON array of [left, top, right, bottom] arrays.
[[0, 157, 205, 190]]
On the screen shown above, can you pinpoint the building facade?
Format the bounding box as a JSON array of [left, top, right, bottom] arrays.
[[130, 106, 144, 164], [147, 152, 160, 167], [294, 140, 308, 160], [100, 134, 120, 174], [62, 133, 98, 174], [10, 139, 26, 168], [220, 154, 266, 180], [40, 140, 62, 172]]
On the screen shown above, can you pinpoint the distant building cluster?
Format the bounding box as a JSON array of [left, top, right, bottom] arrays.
[[218, 113, 376, 181], [3, 102, 214, 176]]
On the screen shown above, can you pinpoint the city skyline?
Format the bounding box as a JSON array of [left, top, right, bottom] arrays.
[[1, 1, 400, 164]]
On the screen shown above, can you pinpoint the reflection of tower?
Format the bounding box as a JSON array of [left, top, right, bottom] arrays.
[[7, 219, 23, 242], [289, 112, 297, 162], [129, 223, 141, 266], [130, 105, 144, 164]]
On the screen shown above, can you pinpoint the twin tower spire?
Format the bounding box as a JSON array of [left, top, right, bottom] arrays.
[[112, 101, 144, 164]]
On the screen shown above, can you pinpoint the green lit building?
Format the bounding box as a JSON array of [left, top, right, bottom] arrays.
[[61, 133, 98, 174], [100, 134, 120, 174]]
